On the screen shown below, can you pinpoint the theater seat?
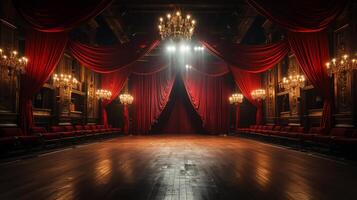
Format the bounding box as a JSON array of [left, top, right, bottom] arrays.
[[260, 125, 274, 135], [32, 127, 62, 141], [313, 128, 349, 145], [74, 125, 91, 136], [285, 126, 305, 138], [50, 126, 76, 139], [1, 127, 40, 147], [299, 127, 325, 141], [277, 126, 292, 137], [267, 125, 282, 136]]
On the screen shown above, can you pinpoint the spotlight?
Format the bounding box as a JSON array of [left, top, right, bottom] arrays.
[[185, 45, 191, 51], [185, 64, 192, 69], [180, 45, 186, 52], [194, 46, 204, 51], [166, 45, 176, 53]]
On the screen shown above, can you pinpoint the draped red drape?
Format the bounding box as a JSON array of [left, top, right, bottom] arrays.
[[246, 0, 348, 33], [131, 68, 176, 134], [288, 31, 332, 128], [20, 30, 68, 132], [235, 104, 241, 130], [190, 60, 230, 77], [13, 0, 113, 32], [200, 39, 289, 73], [101, 67, 131, 128], [181, 69, 232, 134], [246, 0, 341, 128], [68, 39, 160, 73], [230, 67, 263, 125]]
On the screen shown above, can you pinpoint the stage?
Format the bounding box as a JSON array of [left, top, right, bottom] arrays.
[[1, 135, 356, 200]]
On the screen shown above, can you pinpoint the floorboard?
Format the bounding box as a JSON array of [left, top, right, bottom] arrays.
[[0, 135, 356, 200]]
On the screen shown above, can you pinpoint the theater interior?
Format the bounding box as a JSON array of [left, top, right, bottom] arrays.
[[0, 0, 357, 199]]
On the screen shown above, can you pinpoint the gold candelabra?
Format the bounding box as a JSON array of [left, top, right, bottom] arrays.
[[0, 48, 27, 75], [281, 70, 305, 91], [119, 93, 134, 105], [251, 89, 266, 101], [53, 73, 78, 89], [229, 93, 243, 105], [158, 10, 196, 40], [96, 89, 112, 100], [325, 54, 357, 77]]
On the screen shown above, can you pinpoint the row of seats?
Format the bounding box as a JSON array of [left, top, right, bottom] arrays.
[[237, 125, 357, 148], [0, 125, 121, 152]]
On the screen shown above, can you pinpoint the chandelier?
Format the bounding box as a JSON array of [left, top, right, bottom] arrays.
[[0, 48, 28, 74], [119, 93, 134, 105], [229, 93, 243, 105], [251, 89, 266, 101], [325, 54, 357, 77], [96, 89, 112, 100], [281, 71, 305, 90], [53, 73, 78, 89], [158, 10, 196, 40]]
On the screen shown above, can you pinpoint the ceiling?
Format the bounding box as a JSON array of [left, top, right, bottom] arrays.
[[85, 0, 267, 43], [72, 0, 268, 62]]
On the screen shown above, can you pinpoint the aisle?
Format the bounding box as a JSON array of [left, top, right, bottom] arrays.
[[0, 135, 357, 200]]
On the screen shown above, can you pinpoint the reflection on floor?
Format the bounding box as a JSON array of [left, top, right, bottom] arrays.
[[0, 135, 357, 200]]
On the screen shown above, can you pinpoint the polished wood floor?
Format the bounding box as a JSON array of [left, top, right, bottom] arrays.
[[1, 135, 357, 200]]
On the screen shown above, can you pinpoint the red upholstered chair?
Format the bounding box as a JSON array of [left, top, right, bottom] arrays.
[[96, 125, 110, 132], [260, 125, 274, 135], [0, 127, 20, 150], [332, 129, 357, 152], [74, 125, 92, 136], [285, 126, 305, 138], [83, 125, 96, 134], [267, 125, 282, 136], [1, 127, 40, 147], [49, 126, 75, 139], [32, 126, 61, 141], [64, 125, 85, 137], [277, 126, 292, 137], [312, 128, 349, 145], [299, 127, 325, 141]]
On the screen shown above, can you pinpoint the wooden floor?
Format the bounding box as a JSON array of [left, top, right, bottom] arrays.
[[1, 135, 357, 200]]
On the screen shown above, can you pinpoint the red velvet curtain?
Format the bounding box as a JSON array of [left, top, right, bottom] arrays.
[[230, 67, 263, 125], [190, 60, 230, 77], [181, 69, 232, 134], [101, 67, 131, 127], [235, 104, 241, 130], [131, 68, 176, 134], [247, 0, 348, 33], [13, 0, 112, 32], [288, 31, 332, 128], [200, 40, 289, 73], [20, 30, 68, 132], [68, 39, 160, 73]]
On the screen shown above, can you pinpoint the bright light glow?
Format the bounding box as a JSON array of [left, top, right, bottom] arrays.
[[185, 64, 192, 69], [166, 45, 176, 53], [179, 44, 191, 53], [194, 46, 205, 51]]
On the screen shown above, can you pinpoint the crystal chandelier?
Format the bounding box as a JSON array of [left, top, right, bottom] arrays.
[[251, 89, 266, 101], [53, 73, 78, 89], [96, 89, 112, 100], [281, 71, 305, 90], [158, 10, 196, 40], [229, 93, 243, 104], [0, 48, 28, 74], [325, 54, 357, 77], [119, 93, 134, 105]]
